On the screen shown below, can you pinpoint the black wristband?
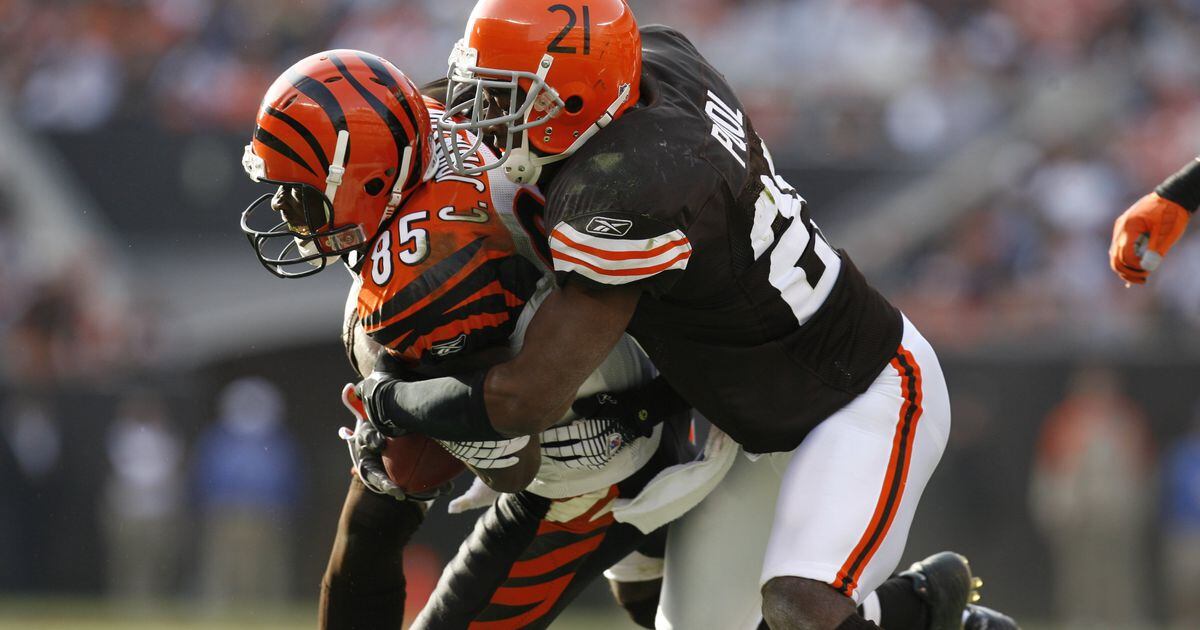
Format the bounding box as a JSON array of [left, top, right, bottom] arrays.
[[1155, 157, 1200, 213], [367, 370, 506, 442]]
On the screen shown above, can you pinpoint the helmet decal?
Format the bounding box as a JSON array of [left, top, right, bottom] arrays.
[[252, 125, 319, 178], [260, 104, 331, 174], [286, 71, 348, 133]]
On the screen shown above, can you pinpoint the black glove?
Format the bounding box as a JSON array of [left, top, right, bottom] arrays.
[[354, 369, 505, 442], [355, 371, 408, 438], [571, 375, 690, 439], [338, 384, 408, 501], [338, 383, 452, 502]]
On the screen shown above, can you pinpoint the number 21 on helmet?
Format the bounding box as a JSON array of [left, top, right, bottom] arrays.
[[440, 0, 642, 185], [240, 50, 434, 278]]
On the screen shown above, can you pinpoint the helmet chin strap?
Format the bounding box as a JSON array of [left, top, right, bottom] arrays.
[[502, 83, 632, 185], [299, 140, 415, 269], [296, 129, 352, 269], [383, 145, 415, 221], [325, 130, 350, 202]]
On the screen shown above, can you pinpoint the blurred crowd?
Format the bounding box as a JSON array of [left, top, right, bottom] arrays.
[[0, 183, 159, 389], [0, 375, 308, 605], [4, 0, 1200, 625], [3, 0, 1200, 349], [3, 0, 1197, 161]]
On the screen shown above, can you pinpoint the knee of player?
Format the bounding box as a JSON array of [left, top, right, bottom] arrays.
[[761, 576, 856, 630], [609, 578, 661, 629]]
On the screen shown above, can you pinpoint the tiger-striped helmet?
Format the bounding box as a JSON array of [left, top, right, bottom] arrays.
[[241, 50, 434, 278]]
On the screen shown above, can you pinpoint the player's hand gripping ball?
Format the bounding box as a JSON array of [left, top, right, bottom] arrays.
[[339, 384, 463, 499], [1110, 193, 1190, 285]]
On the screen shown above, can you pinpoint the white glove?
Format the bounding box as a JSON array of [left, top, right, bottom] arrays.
[[447, 476, 502, 514], [436, 436, 530, 470]]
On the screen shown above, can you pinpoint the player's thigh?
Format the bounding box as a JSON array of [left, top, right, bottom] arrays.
[[657, 450, 793, 630], [760, 317, 950, 603]]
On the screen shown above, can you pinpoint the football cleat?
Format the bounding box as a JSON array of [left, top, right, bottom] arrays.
[[963, 604, 1020, 630], [898, 551, 973, 630]]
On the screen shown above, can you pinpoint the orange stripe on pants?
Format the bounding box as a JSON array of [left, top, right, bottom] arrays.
[[832, 345, 924, 597]]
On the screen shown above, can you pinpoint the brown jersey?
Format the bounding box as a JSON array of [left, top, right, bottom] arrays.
[[541, 28, 903, 453]]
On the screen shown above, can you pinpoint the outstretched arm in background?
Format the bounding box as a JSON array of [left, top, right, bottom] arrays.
[[1110, 157, 1200, 285]]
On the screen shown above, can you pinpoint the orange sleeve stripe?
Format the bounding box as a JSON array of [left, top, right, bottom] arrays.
[[550, 227, 690, 261], [551, 248, 691, 277]]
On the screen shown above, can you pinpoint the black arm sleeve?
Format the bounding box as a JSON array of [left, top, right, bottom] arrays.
[[360, 370, 508, 442], [1156, 157, 1200, 213]]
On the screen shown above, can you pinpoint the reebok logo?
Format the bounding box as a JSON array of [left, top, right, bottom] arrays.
[[431, 334, 467, 357], [585, 216, 633, 237]]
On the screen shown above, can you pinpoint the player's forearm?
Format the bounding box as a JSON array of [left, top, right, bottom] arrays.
[[360, 283, 640, 441], [1156, 157, 1200, 212], [483, 283, 640, 434], [361, 370, 507, 441], [483, 359, 581, 436], [358, 364, 573, 441]]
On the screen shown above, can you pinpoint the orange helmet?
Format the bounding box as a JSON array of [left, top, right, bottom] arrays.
[[439, 0, 641, 185], [241, 50, 433, 278]]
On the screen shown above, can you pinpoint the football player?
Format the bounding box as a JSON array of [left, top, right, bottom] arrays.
[[353, 2, 1018, 629], [240, 49, 692, 629], [1110, 157, 1199, 285], [241, 48, 1014, 630]]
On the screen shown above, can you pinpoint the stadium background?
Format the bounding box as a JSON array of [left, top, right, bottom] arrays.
[[2, 0, 1199, 628]]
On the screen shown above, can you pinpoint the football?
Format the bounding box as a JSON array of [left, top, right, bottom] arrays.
[[381, 433, 465, 495], [340, 383, 465, 494]]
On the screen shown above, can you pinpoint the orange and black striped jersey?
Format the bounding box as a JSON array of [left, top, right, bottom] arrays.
[[355, 100, 548, 369]]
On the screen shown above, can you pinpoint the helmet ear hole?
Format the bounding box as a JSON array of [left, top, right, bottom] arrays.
[[364, 178, 386, 196], [564, 95, 584, 114]]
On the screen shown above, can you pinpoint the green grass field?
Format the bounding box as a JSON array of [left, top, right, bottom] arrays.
[[0, 599, 1136, 629], [0, 598, 629, 630]]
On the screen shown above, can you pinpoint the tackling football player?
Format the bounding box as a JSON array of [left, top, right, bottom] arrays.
[[1110, 157, 1199, 285], [239, 50, 692, 629], [354, 2, 1018, 629]]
